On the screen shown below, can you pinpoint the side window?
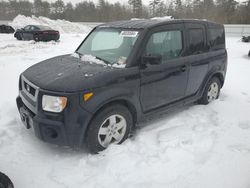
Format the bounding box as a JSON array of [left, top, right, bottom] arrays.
[[32, 26, 39, 31], [208, 28, 225, 50], [188, 28, 205, 55], [24, 26, 31, 31], [145, 30, 183, 63]]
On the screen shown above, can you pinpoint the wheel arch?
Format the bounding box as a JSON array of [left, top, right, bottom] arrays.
[[213, 72, 225, 87], [83, 98, 139, 140], [199, 70, 225, 97], [92, 99, 138, 127]]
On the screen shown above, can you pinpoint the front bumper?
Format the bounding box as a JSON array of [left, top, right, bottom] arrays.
[[16, 91, 93, 148]]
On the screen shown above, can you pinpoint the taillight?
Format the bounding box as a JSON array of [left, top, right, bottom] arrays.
[[42, 31, 59, 34]]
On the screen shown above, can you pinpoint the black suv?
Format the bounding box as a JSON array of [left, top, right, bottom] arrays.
[[16, 19, 227, 153]]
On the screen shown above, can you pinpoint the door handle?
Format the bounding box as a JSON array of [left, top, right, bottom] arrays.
[[181, 65, 187, 72]]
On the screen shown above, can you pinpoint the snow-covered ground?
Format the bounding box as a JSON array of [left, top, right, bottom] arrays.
[[0, 32, 250, 188], [9, 15, 91, 34]]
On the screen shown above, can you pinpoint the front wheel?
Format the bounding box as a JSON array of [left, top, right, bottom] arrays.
[[199, 77, 221, 105], [15, 33, 22, 40], [86, 104, 133, 153]]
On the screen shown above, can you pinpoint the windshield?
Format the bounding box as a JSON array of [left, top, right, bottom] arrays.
[[76, 28, 140, 66]]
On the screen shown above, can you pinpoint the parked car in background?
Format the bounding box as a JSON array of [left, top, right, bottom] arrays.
[[242, 36, 250, 42], [0, 171, 14, 188], [0, 25, 15, 33], [14, 25, 60, 41], [16, 19, 227, 153]]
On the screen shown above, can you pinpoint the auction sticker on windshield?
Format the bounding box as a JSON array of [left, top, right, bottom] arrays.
[[120, 31, 138, 37]]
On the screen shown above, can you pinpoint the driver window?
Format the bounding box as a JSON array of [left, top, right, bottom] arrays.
[[145, 30, 183, 63], [30, 26, 35, 31], [24, 26, 31, 31]]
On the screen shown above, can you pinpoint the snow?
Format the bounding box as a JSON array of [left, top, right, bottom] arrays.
[[151, 16, 173, 20], [0, 31, 250, 188], [71, 53, 107, 66], [9, 15, 92, 34], [72, 52, 126, 68]]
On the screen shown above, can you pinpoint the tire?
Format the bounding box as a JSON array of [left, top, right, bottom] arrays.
[[248, 50, 250, 57], [199, 77, 221, 105], [86, 104, 133, 153], [0, 172, 14, 188], [15, 34, 22, 40]]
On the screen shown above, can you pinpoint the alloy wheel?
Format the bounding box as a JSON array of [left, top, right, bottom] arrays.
[[97, 114, 127, 148], [207, 82, 219, 102]]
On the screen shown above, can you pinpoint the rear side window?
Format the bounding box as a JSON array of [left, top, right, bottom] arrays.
[[145, 30, 183, 63], [188, 29, 205, 55], [208, 28, 225, 50]]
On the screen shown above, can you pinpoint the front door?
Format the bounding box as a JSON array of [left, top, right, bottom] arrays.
[[140, 24, 189, 112], [22, 26, 34, 40]]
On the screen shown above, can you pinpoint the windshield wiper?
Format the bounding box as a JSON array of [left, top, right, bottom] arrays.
[[74, 52, 111, 66], [75, 51, 82, 58], [95, 56, 111, 65]]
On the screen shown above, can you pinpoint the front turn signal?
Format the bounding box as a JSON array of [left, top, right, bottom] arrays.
[[83, 92, 94, 102]]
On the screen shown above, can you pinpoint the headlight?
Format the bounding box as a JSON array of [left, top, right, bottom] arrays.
[[42, 95, 67, 113]]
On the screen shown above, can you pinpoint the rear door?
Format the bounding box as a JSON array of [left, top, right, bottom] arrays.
[[139, 24, 189, 112], [185, 23, 209, 96]]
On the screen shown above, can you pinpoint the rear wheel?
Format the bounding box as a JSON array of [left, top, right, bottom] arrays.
[[86, 104, 133, 153], [199, 77, 221, 105]]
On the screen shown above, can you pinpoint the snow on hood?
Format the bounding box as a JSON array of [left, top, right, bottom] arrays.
[[71, 53, 106, 66], [9, 15, 92, 34], [71, 53, 126, 68]]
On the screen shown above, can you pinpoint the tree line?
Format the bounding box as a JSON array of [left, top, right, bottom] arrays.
[[0, 0, 249, 24]]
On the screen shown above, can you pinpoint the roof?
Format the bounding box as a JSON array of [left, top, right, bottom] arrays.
[[98, 19, 222, 29]]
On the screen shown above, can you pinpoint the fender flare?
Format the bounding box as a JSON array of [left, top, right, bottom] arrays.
[[198, 69, 225, 97]]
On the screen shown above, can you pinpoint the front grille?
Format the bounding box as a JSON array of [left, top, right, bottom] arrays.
[[24, 81, 36, 96], [21, 75, 39, 102]]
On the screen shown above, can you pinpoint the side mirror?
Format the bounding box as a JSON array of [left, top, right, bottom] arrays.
[[142, 54, 162, 65]]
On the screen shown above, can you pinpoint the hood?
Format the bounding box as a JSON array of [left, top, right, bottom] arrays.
[[22, 54, 120, 92]]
